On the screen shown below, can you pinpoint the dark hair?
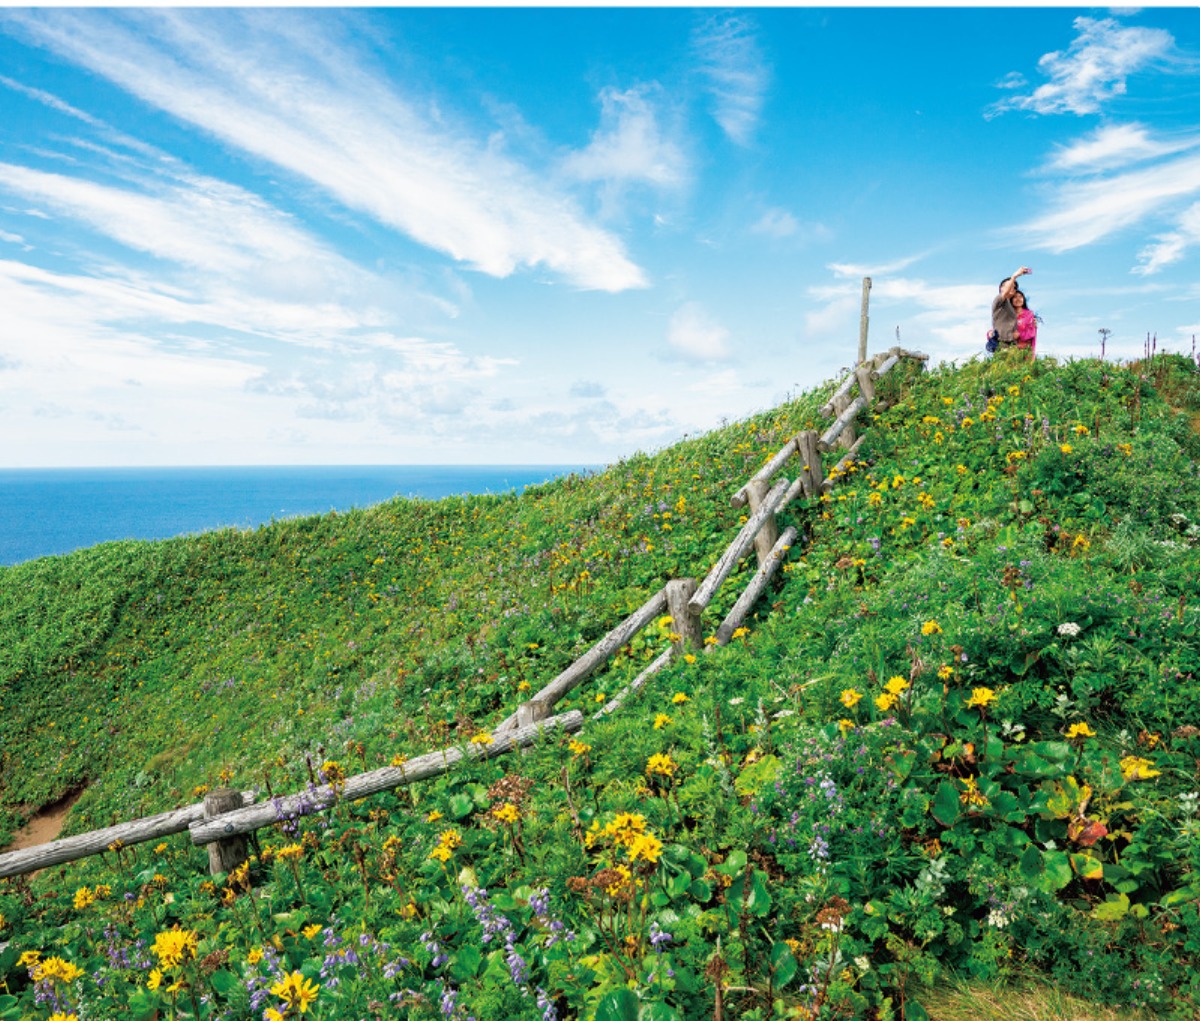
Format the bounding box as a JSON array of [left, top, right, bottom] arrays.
[[998, 277, 1011, 292]]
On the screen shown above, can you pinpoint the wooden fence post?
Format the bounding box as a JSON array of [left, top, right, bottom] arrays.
[[829, 393, 856, 450], [796, 430, 825, 497], [665, 578, 702, 656], [744, 479, 781, 566], [855, 363, 876, 405], [858, 277, 872, 364], [204, 788, 248, 876]]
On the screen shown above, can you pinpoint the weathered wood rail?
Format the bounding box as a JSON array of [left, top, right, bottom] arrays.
[[0, 347, 925, 881]]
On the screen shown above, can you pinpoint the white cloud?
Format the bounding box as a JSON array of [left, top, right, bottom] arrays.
[[828, 254, 925, 278], [1014, 150, 1200, 252], [992, 16, 1176, 117], [750, 208, 798, 239], [1135, 200, 1200, 274], [7, 9, 646, 292], [0, 228, 25, 245], [561, 86, 686, 193], [692, 13, 768, 146], [1045, 123, 1200, 174], [667, 302, 731, 361]]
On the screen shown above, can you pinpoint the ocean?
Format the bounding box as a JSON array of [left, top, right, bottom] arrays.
[[0, 464, 594, 567]]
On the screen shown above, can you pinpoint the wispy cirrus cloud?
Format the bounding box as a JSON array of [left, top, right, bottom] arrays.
[[991, 16, 1177, 117], [1014, 150, 1200, 255], [3, 8, 646, 292], [691, 13, 768, 146], [1136, 200, 1200, 275], [1045, 123, 1200, 174]]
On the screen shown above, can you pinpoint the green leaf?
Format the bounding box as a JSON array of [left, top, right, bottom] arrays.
[[932, 780, 960, 827], [688, 878, 713, 902], [770, 942, 798, 988], [716, 849, 747, 875], [638, 1004, 682, 1021], [595, 988, 640, 1021], [1091, 893, 1130, 921], [734, 753, 781, 795], [449, 793, 475, 819], [450, 944, 482, 981]]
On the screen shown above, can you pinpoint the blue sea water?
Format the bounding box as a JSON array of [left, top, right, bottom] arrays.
[[0, 465, 595, 567]]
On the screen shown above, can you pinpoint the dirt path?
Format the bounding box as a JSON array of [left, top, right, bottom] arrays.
[[4, 788, 85, 852]]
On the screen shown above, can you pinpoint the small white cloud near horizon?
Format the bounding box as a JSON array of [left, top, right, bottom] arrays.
[[692, 13, 768, 146], [1135, 200, 1200, 274], [991, 16, 1177, 117], [667, 302, 732, 361], [749, 207, 832, 243]]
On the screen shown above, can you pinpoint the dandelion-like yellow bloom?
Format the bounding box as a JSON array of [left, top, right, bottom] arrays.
[[937, 665, 954, 681], [276, 844, 304, 862], [47, 1014, 78, 1021], [1119, 755, 1161, 781], [493, 803, 520, 824], [1060, 443, 1073, 454], [425, 810, 443, 822], [1064, 722, 1096, 739], [965, 687, 997, 709], [247, 948, 264, 965], [1073, 424, 1089, 435], [671, 692, 690, 704], [391, 753, 408, 767], [961, 417, 974, 428], [470, 732, 493, 746], [265, 1007, 286, 1021], [73, 887, 95, 910], [653, 713, 672, 730], [429, 844, 453, 863], [33, 957, 84, 984], [18, 950, 41, 969], [1072, 534, 1090, 550], [151, 929, 199, 971], [731, 626, 751, 640], [646, 753, 677, 778], [874, 692, 898, 712], [884, 676, 909, 695], [840, 689, 863, 708], [921, 620, 942, 636], [146, 969, 163, 991], [1008, 386, 1020, 396], [624, 831, 663, 864], [302, 924, 322, 940], [568, 739, 591, 756], [270, 971, 320, 1014], [1117, 442, 1133, 456]]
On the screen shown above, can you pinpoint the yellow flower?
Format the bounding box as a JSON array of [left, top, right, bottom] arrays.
[[151, 929, 199, 971], [934, 431, 945, 444], [33, 957, 84, 984], [425, 809, 443, 822], [1119, 755, 1161, 781], [892, 474, 906, 488], [277, 843, 304, 862], [874, 692, 898, 712], [922, 415, 940, 424], [1064, 722, 1096, 739], [429, 844, 453, 863], [302, 924, 322, 940], [683, 653, 697, 664], [961, 417, 974, 428], [1073, 424, 1089, 435], [625, 831, 663, 864], [921, 620, 942, 636], [153, 842, 169, 854], [17, 950, 41, 969], [73, 886, 95, 910], [270, 971, 320, 1014], [568, 739, 591, 756], [653, 713, 672, 729], [47, 1015, 78, 1021], [1117, 442, 1133, 456], [391, 753, 408, 767], [247, 948, 264, 965], [146, 969, 163, 991], [1072, 534, 1090, 550], [868, 491, 884, 506], [884, 675, 909, 695], [937, 665, 954, 681], [671, 692, 690, 704], [470, 732, 493, 746], [265, 1009, 286, 1021], [731, 626, 751, 640], [1008, 385, 1020, 396], [1060, 443, 1073, 454], [942, 397, 954, 406], [965, 687, 998, 709], [516, 680, 532, 692], [493, 802, 520, 824], [839, 688, 863, 708], [836, 719, 855, 735], [595, 691, 608, 703], [1006, 450, 1026, 462], [646, 753, 677, 778]]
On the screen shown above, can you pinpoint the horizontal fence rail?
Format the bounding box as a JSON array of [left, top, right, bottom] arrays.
[[0, 347, 926, 881]]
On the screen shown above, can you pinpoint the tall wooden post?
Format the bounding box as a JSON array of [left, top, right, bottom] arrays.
[[796, 431, 825, 497], [665, 578, 703, 656], [857, 277, 872, 364], [744, 479, 781, 566], [830, 394, 856, 450], [203, 788, 248, 876]]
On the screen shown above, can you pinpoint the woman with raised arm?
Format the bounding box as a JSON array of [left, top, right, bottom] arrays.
[[991, 266, 1031, 350]]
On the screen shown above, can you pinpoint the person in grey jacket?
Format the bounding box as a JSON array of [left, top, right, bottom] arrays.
[[991, 266, 1032, 348]]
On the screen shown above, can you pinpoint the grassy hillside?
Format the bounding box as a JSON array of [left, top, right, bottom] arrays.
[[1, 353, 1198, 1021]]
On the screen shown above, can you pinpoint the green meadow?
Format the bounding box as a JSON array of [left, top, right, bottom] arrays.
[[1, 353, 1197, 1020]]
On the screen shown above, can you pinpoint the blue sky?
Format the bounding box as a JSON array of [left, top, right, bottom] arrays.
[[1, 7, 1198, 467]]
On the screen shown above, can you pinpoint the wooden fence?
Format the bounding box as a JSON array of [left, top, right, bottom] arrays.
[[0, 347, 925, 881]]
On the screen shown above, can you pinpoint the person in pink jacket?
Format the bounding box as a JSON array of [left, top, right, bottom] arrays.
[[1013, 289, 1037, 357]]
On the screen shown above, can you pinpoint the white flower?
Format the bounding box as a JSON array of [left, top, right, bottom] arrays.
[[854, 956, 871, 972], [1057, 622, 1081, 637]]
